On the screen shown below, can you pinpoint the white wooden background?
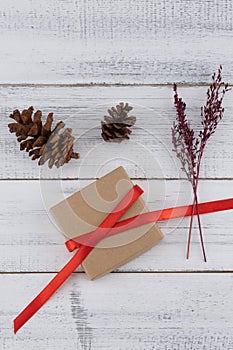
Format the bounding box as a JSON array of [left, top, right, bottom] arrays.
[[0, 1, 233, 349]]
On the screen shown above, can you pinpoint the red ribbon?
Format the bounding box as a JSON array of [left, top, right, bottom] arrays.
[[66, 197, 233, 251], [14, 185, 143, 334], [14, 192, 233, 333]]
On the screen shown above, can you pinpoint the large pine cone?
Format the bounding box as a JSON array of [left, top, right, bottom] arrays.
[[101, 102, 136, 142], [8, 106, 79, 168]]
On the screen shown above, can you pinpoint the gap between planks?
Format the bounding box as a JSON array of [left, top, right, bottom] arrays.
[[0, 83, 232, 87], [1, 271, 233, 274], [1, 177, 233, 181]]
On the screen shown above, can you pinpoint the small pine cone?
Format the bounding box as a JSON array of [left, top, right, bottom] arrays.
[[101, 102, 136, 142], [8, 107, 79, 168]]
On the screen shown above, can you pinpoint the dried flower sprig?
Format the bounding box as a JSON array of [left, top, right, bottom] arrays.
[[172, 66, 230, 261]]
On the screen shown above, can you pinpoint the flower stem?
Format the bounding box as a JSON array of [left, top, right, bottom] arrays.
[[186, 166, 201, 260], [186, 197, 195, 259], [192, 186, 207, 262]]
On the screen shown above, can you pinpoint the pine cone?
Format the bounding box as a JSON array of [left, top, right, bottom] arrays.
[[101, 102, 136, 142], [8, 106, 79, 168]]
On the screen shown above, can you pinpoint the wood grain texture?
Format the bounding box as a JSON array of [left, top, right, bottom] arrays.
[[1, 273, 233, 349], [1, 85, 233, 179], [1, 1, 233, 348], [0, 0, 233, 84], [1, 179, 232, 273]]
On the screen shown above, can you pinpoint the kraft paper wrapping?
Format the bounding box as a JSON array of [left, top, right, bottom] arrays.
[[50, 167, 163, 280]]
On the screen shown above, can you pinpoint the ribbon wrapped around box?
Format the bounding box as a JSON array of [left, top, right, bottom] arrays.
[[14, 166, 233, 333], [51, 166, 164, 280]]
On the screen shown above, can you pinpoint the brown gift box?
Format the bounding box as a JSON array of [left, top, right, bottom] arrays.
[[50, 166, 163, 280]]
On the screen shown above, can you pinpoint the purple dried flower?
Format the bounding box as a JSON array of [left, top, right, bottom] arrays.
[[172, 66, 230, 261]]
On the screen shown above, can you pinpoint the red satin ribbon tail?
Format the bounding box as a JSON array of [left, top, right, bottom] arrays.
[[14, 246, 92, 334], [14, 185, 143, 333]]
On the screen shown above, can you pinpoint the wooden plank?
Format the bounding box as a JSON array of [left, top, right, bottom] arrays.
[[1, 86, 233, 179], [1, 179, 233, 273], [0, 0, 233, 84], [1, 273, 233, 349]]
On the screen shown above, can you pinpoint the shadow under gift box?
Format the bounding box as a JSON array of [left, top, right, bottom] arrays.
[[50, 166, 164, 280]]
